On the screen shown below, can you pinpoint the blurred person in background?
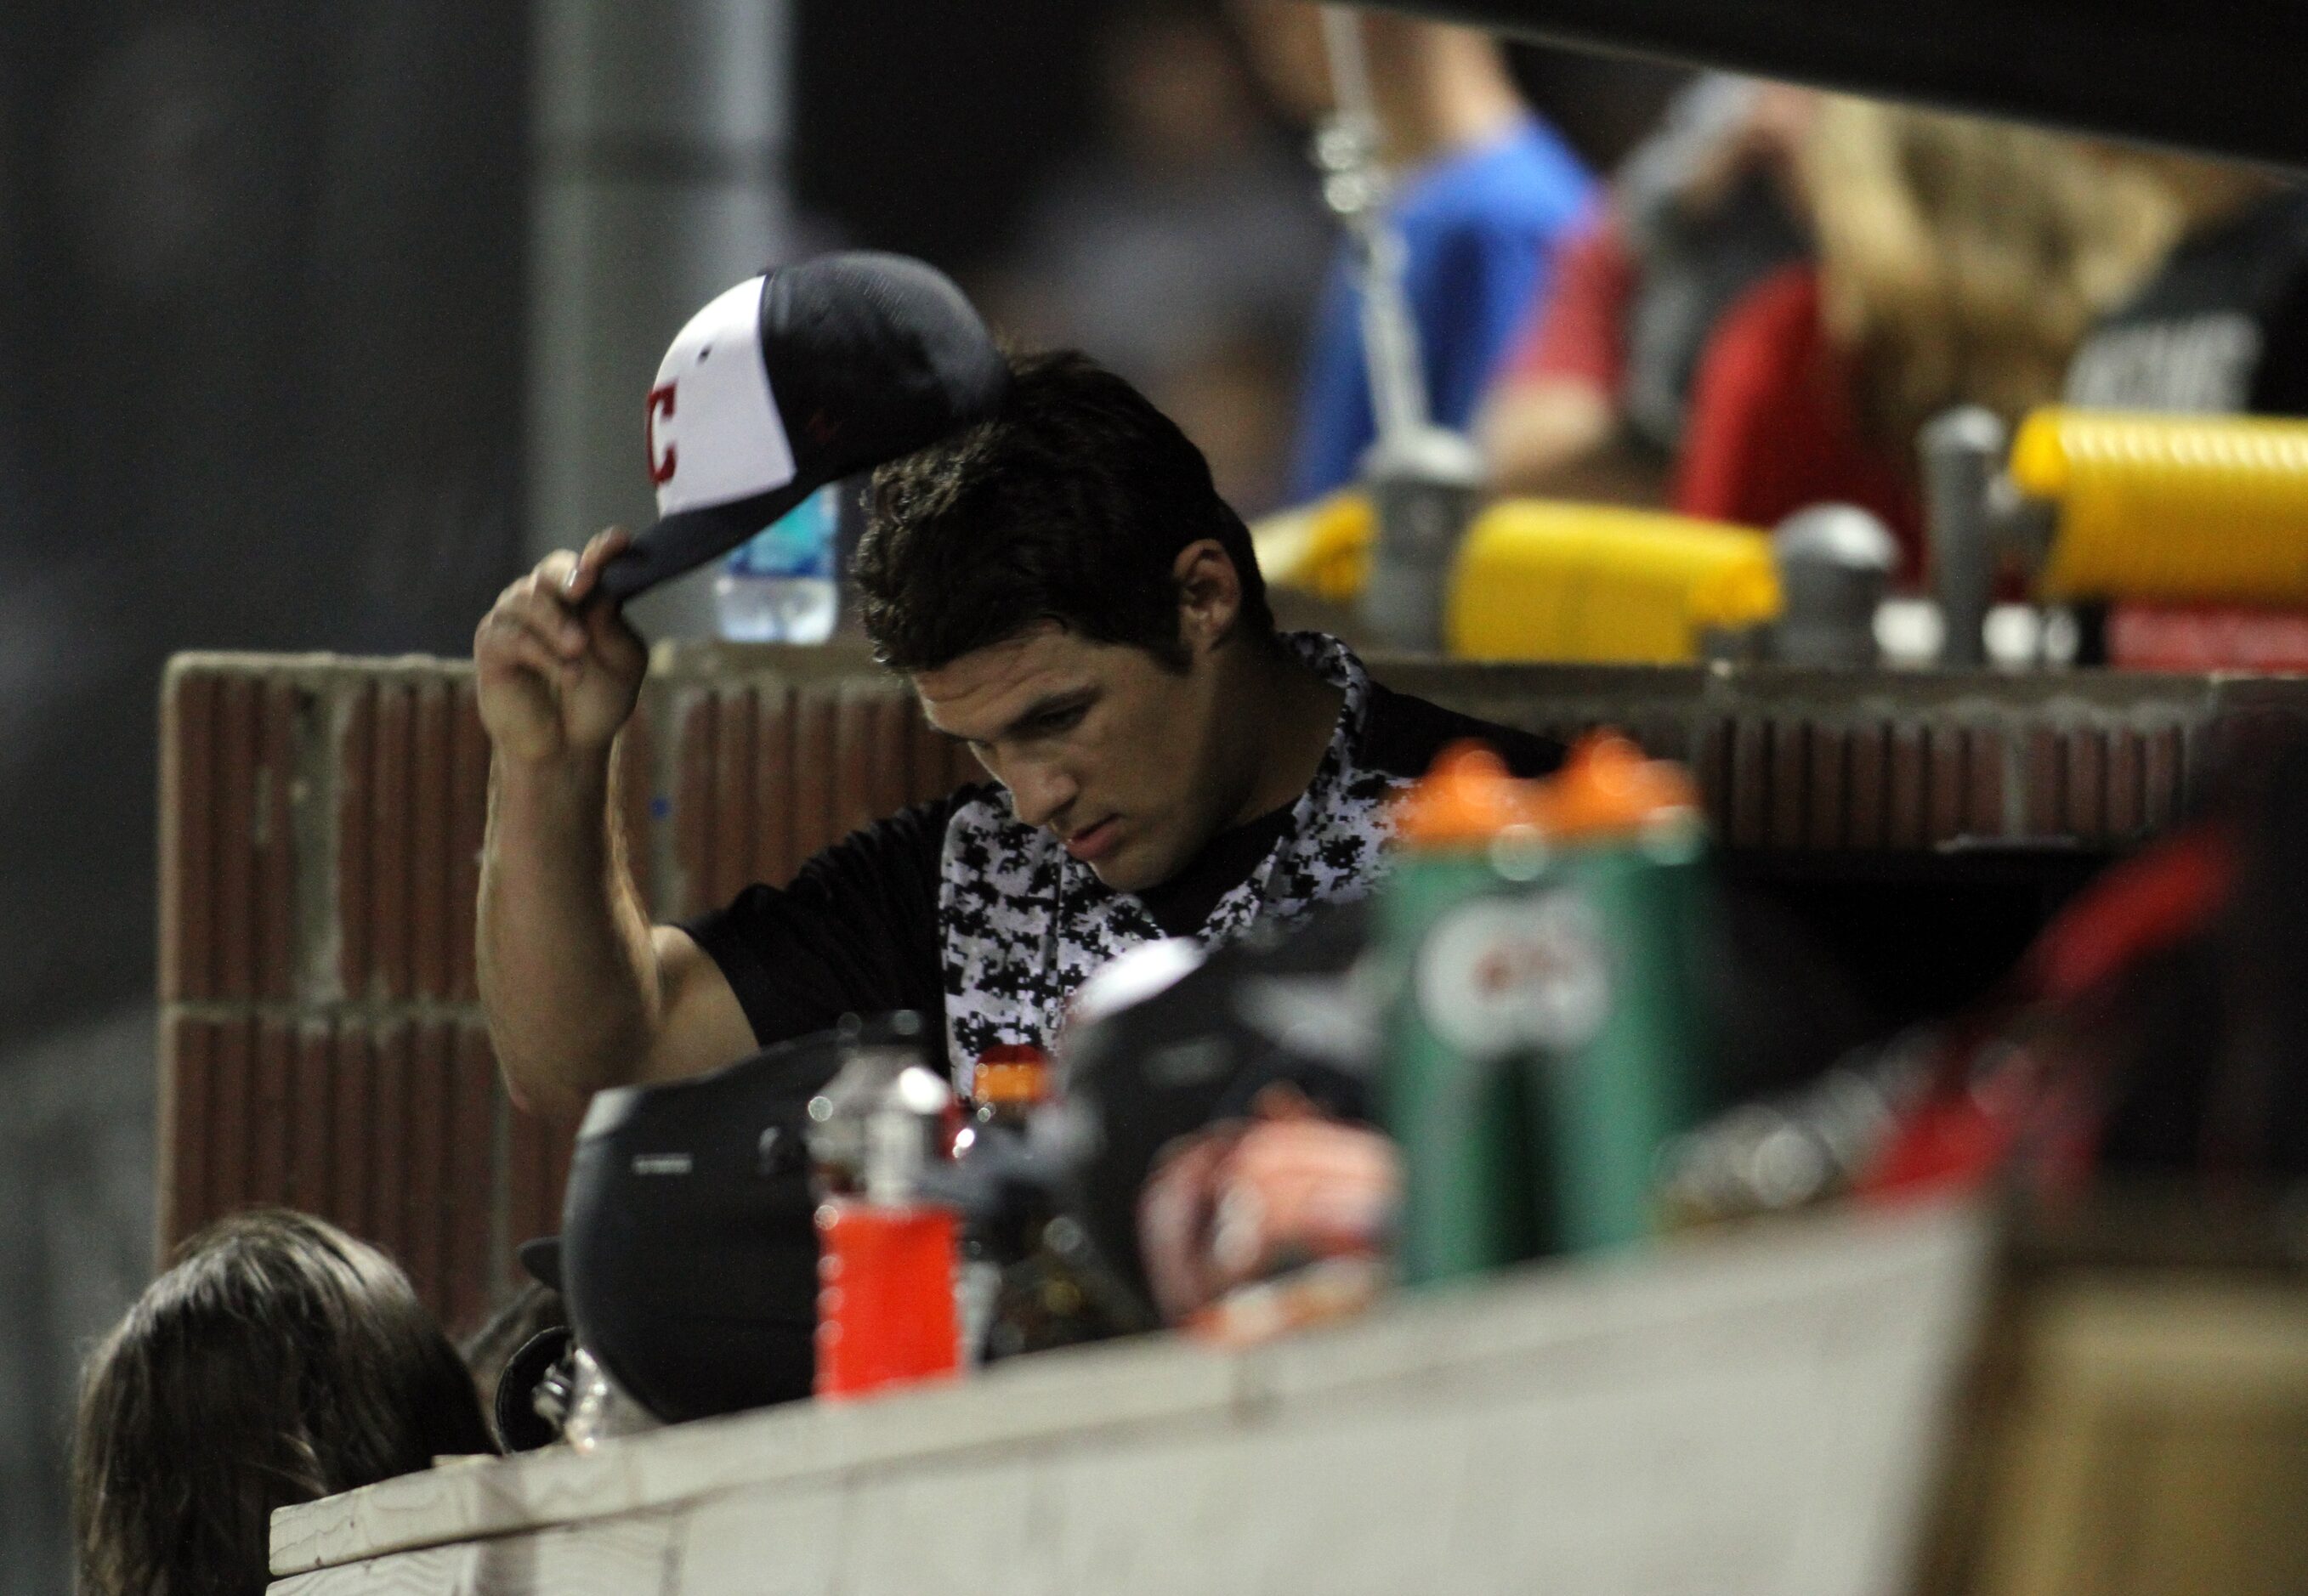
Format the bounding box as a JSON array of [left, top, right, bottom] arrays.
[[72, 1210, 493, 1596], [1477, 76, 1812, 505], [1671, 98, 2175, 580], [990, 2, 1330, 514], [1234, 2, 1594, 503], [2065, 155, 2308, 416]]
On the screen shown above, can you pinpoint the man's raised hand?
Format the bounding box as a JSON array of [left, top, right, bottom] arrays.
[[474, 528, 649, 766]]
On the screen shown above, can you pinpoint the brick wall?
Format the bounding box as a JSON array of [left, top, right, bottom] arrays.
[[157, 646, 2308, 1329], [156, 646, 978, 1330], [1374, 658, 2308, 851]]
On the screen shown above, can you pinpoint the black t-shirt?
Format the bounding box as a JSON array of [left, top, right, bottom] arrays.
[[683, 681, 1562, 1052], [1135, 801, 1296, 937], [2065, 188, 2308, 416]]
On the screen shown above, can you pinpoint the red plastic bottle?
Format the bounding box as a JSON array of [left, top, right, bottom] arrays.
[[814, 1200, 961, 1399]]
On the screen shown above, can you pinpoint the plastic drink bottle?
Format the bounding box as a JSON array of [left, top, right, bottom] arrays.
[[808, 1047, 962, 1398], [714, 484, 839, 642], [815, 1201, 961, 1398]]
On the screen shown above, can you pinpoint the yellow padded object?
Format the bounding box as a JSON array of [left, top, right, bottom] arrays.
[[1248, 490, 1376, 606], [1446, 501, 1781, 663], [1297, 490, 1377, 606], [2012, 408, 2308, 603]]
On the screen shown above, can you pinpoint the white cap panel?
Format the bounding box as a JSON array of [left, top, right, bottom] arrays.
[[646, 275, 798, 515]]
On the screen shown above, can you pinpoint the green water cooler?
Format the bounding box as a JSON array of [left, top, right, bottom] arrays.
[[1375, 737, 1716, 1288]]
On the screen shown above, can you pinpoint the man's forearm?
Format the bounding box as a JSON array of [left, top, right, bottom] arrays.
[[477, 746, 659, 1116]]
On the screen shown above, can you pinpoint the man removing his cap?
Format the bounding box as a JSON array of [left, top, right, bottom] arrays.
[[473, 252, 1561, 1123]]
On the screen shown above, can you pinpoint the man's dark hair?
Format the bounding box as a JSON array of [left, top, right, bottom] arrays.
[[72, 1208, 495, 1596], [855, 348, 1275, 672]]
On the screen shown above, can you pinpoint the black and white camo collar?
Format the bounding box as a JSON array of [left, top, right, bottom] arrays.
[[936, 631, 1409, 1083]]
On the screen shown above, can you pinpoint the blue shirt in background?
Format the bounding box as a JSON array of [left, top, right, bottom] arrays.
[[1286, 115, 1594, 502]]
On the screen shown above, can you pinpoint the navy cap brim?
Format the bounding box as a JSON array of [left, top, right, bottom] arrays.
[[594, 480, 815, 604]]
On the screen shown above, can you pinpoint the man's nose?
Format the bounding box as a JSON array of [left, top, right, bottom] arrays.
[[1005, 757, 1078, 830]]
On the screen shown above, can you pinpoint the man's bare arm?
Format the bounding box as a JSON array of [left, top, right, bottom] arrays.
[[473, 529, 755, 1117]]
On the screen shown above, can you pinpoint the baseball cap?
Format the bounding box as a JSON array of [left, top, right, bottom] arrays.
[[595, 252, 1011, 603]]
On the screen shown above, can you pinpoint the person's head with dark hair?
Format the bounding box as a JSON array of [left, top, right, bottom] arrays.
[[72, 1208, 494, 1596], [859, 348, 1274, 672], [857, 348, 1342, 895]]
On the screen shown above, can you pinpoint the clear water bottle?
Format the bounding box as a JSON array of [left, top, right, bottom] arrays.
[[713, 484, 840, 642]]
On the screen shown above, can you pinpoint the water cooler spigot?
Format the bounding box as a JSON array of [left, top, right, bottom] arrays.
[[1920, 407, 2008, 668], [1360, 427, 1487, 654], [1771, 504, 1899, 667]]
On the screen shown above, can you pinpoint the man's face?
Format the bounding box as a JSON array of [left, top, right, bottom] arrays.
[[914, 624, 1234, 894]]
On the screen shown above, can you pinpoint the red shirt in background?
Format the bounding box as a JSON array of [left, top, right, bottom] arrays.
[[1502, 207, 1637, 396], [1672, 263, 1925, 580]]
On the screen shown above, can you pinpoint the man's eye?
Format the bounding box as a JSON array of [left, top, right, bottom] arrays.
[[1031, 706, 1086, 736]]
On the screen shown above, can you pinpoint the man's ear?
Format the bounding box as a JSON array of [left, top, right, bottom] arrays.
[[1173, 539, 1242, 652]]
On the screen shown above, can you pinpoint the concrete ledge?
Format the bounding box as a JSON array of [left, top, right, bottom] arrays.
[[272, 1200, 1991, 1595]]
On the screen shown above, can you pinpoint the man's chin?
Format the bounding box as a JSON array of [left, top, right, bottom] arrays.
[[1086, 844, 1164, 895], [1087, 857, 1143, 892]]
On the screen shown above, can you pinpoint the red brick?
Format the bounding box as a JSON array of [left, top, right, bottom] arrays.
[[2144, 726, 2184, 830], [1926, 726, 1968, 844], [161, 1015, 213, 1251], [337, 684, 377, 997], [909, 697, 950, 808], [2066, 729, 2107, 840], [1728, 719, 1768, 847], [712, 684, 758, 904], [1967, 728, 2008, 839], [1887, 726, 1928, 849], [1692, 717, 1732, 833], [2022, 727, 2064, 839], [449, 682, 490, 1000], [403, 1022, 451, 1310], [216, 675, 257, 1002], [1769, 720, 1808, 849], [161, 671, 217, 1002], [672, 690, 718, 921], [290, 1026, 335, 1218], [754, 684, 798, 886], [211, 1017, 252, 1219], [508, 1102, 578, 1258], [2107, 730, 2145, 839], [834, 688, 878, 840], [1805, 727, 1847, 850], [445, 1025, 500, 1333], [370, 1022, 411, 1265], [794, 689, 837, 859], [1845, 724, 1888, 850], [330, 1025, 375, 1237], [251, 1020, 292, 1203], [869, 690, 914, 820], [257, 682, 298, 999], [411, 681, 453, 1000], [371, 684, 415, 1001]]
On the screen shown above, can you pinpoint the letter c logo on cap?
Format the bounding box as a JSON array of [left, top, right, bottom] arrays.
[[645, 383, 678, 485]]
